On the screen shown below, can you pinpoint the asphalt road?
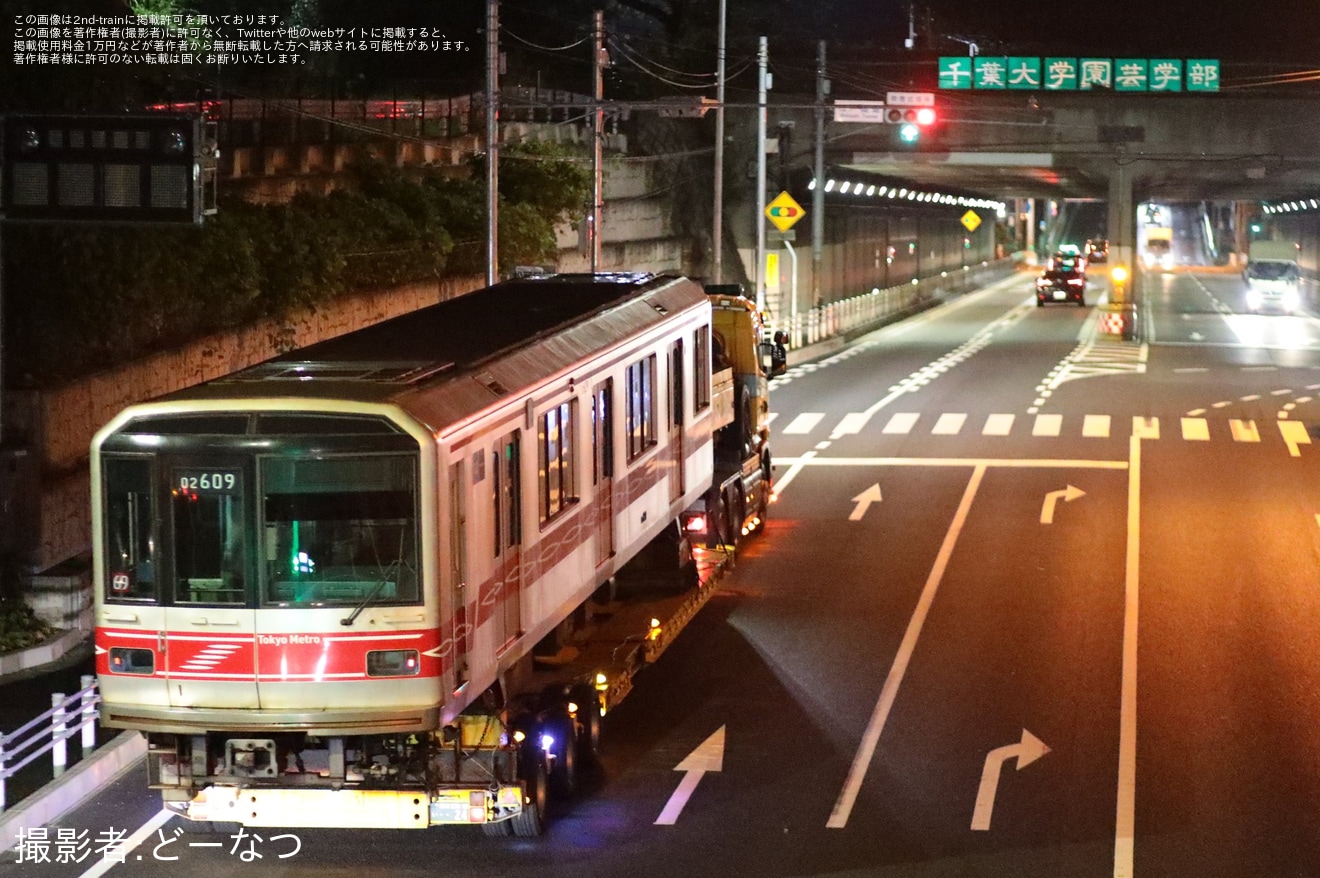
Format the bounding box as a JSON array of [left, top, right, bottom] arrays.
[[9, 266, 1320, 877]]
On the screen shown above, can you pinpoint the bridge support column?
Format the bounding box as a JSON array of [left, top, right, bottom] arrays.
[[1106, 162, 1138, 303]]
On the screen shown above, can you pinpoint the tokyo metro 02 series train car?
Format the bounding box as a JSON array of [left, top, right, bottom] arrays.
[[91, 272, 772, 835]]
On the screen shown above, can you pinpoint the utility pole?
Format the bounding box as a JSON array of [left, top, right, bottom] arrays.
[[712, 0, 727, 282], [755, 36, 768, 312], [485, 0, 499, 286], [812, 40, 826, 309], [591, 9, 605, 272]]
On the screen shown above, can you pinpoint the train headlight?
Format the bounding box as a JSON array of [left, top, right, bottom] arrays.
[[109, 647, 155, 675], [366, 648, 420, 677]]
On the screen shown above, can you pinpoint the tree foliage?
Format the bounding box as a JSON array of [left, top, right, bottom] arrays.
[[5, 140, 590, 387]]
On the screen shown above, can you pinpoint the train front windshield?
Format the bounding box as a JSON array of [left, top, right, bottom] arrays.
[[99, 413, 421, 609]]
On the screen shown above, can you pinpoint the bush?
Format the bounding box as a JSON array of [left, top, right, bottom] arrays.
[[5, 142, 590, 387], [0, 599, 55, 654]]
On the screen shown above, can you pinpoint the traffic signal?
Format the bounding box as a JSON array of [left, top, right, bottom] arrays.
[[887, 106, 937, 147]]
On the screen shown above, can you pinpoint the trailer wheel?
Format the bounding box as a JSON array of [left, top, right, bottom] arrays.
[[577, 703, 602, 764], [512, 754, 547, 837], [549, 713, 579, 798]]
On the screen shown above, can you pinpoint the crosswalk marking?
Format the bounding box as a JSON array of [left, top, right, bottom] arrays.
[[1132, 417, 1160, 440], [1229, 419, 1260, 442], [782, 412, 825, 434], [882, 412, 921, 434], [1181, 418, 1210, 441], [932, 413, 967, 435], [767, 409, 1312, 455], [1033, 414, 1063, 437], [1279, 421, 1312, 457], [1083, 415, 1111, 438]]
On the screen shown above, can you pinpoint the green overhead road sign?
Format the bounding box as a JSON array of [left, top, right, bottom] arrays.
[[939, 57, 1217, 92]]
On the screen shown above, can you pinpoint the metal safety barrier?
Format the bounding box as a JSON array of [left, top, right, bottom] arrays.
[[0, 675, 99, 811], [772, 259, 1016, 351]]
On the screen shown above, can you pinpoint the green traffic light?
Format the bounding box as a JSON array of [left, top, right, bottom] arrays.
[[899, 123, 920, 144]]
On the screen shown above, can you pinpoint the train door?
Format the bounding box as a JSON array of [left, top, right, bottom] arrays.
[[99, 455, 171, 707], [164, 460, 259, 709], [668, 339, 685, 503], [592, 379, 615, 565], [492, 432, 522, 649], [448, 459, 470, 687]]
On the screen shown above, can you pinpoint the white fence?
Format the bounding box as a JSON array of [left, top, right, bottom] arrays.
[[1, 675, 99, 811]]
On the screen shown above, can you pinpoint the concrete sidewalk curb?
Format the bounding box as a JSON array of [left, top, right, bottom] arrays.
[[0, 629, 89, 679], [0, 730, 147, 852]]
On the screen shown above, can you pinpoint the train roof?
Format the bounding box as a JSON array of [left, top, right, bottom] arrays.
[[160, 272, 709, 435]]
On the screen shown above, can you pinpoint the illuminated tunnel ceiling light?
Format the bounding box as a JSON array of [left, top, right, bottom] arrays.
[[866, 185, 876, 195], [825, 179, 836, 192], [839, 182, 851, 194], [807, 178, 817, 190]]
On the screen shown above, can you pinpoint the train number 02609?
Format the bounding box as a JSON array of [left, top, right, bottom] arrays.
[[179, 472, 238, 491]]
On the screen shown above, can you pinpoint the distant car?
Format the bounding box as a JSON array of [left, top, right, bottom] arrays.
[[1036, 264, 1087, 307], [1085, 239, 1109, 262], [1049, 253, 1085, 272]]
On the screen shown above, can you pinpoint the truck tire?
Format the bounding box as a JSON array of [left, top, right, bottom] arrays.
[[512, 754, 547, 837], [482, 818, 513, 837], [549, 713, 579, 798]]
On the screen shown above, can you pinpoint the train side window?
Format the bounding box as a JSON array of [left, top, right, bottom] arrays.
[[625, 354, 657, 461], [493, 432, 521, 557], [592, 379, 613, 485], [538, 400, 578, 524], [694, 325, 711, 411], [102, 456, 158, 603]]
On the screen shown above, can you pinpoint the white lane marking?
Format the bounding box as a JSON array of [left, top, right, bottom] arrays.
[[1114, 433, 1142, 878], [76, 810, 176, 878], [1180, 418, 1210, 441], [982, 414, 1015, 436], [782, 412, 825, 435], [1040, 485, 1086, 524], [827, 464, 987, 829], [815, 441, 832, 450], [1032, 414, 1063, 437], [1279, 420, 1312, 457], [766, 412, 779, 426], [932, 413, 967, 435], [1229, 420, 1261, 442], [1083, 415, 1112, 438], [771, 450, 815, 497], [882, 412, 921, 434], [1271, 388, 1293, 396], [1173, 367, 1208, 373], [1211, 401, 1231, 409]]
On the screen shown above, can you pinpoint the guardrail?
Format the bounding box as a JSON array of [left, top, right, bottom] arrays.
[[1, 675, 99, 811], [772, 259, 1018, 351]]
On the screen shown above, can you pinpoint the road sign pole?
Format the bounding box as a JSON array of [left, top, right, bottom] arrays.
[[755, 36, 768, 313], [812, 40, 825, 310]]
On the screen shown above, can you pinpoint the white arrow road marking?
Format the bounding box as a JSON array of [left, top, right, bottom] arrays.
[[1040, 485, 1086, 524], [849, 484, 883, 521], [970, 729, 1051, 831], [655, 726, 725, 825]]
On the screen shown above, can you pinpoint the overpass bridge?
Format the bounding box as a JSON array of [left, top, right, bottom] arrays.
[[817, 92, 1320, 274]]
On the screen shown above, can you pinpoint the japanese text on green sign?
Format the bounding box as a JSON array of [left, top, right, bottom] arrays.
[[939, 57, 1218, 92]]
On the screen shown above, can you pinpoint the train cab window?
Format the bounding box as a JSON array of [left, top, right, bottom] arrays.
[[102, 457, 158, 602], [172, 468, 247, 605], [260, 456, 419, 607], [538, 400, 578, 524], [625, 354, 657, 461]]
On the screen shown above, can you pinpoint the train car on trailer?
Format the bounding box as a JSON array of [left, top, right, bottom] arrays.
[[92, 272, 772, 835]]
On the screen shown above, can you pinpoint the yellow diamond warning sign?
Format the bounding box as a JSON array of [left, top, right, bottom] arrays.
[[960, 210, 982, 232], [766, 191, 806, 232]]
